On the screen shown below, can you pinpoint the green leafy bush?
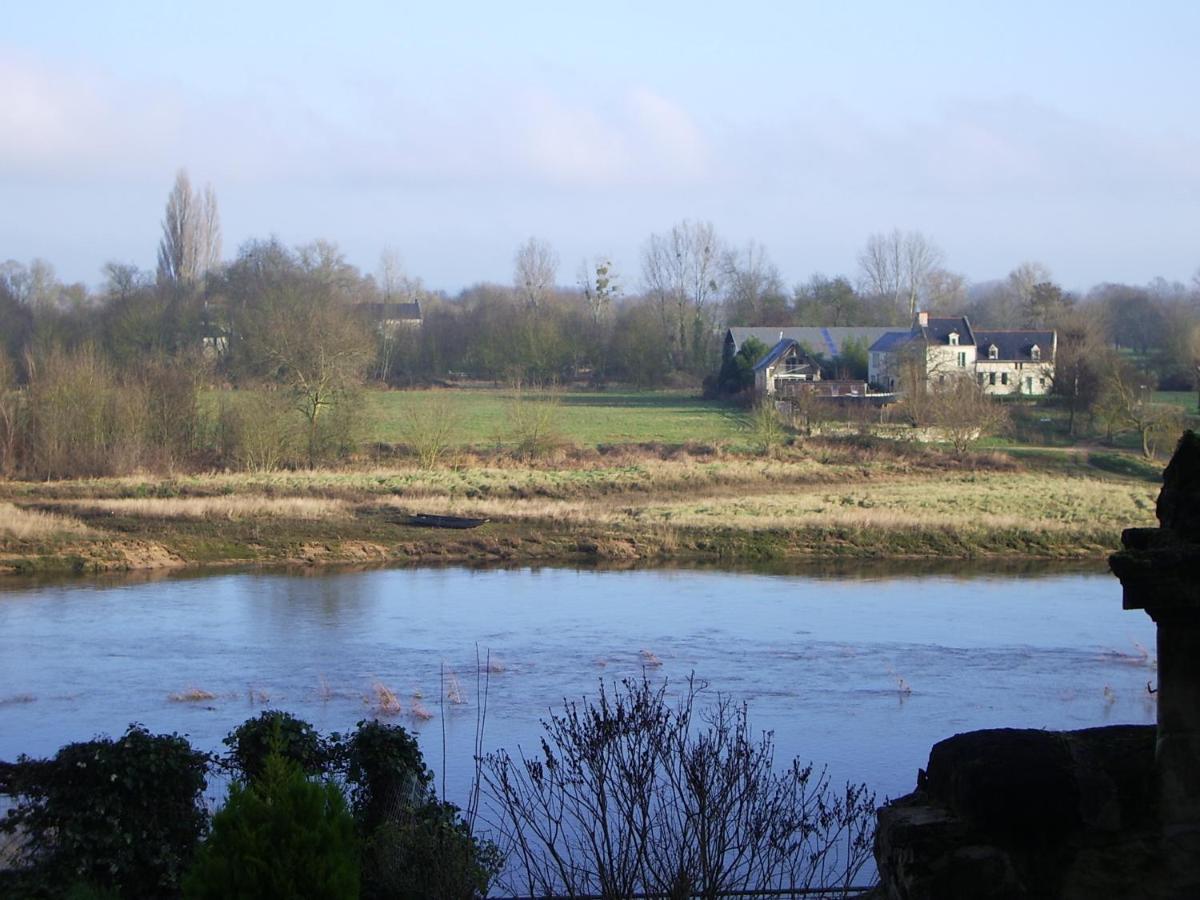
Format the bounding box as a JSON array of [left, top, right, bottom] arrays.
[[223, 710, 328, 782], [0, 725, 208, 897], [340, 720, 432, 832], [361, 802, 502, 900], [182, 753, 359, 899], [337, 720, 501, 899]]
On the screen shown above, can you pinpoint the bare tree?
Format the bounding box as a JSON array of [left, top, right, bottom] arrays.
[[1003, 261, 1052, 323], [157, 170, 221, 286], [642, 220, 725, 372], [1097, 362, 1184, 458], [931, 377, 1009, 455], [923, 267, 968, 313], [246, 283, 373, 466], [513, 237, 559, 310], [482, 675, 875, 899], [857, 229, 943, 322], [1051, 313, 1107, 436], [724, 241, 788, 325]]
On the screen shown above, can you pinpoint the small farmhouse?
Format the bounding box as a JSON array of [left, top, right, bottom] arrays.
[[868, 312, 1055, 396], [753, 339, 871, 400], [753, 339, 821, 396]]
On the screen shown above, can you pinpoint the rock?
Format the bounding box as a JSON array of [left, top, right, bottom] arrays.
[[875, 726, 1158, 899]]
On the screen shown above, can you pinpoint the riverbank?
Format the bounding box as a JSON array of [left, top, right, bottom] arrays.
[[0, 441, 1160, 576]]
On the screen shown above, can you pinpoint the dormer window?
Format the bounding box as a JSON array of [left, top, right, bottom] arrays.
[[948, 331, 959, 346], [988, 344, 999, 360], [1031, 344, 1041, 361]]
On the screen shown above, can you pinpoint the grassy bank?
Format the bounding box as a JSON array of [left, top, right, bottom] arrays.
[[0, 439, 1161, 576]]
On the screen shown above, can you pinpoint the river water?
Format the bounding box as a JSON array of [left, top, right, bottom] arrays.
[[0, 564, 1157, 809]]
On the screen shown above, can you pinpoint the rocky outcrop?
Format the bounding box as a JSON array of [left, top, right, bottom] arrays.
[[875, 726, 1161, 899]]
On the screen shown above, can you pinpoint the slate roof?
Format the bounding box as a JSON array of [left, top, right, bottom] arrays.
[[868, 331, 914, 353], [917, 316, 974, 346], [752, 339, 820, 374], [974, 330, 1055, 362], [727, 326, 894, 358]]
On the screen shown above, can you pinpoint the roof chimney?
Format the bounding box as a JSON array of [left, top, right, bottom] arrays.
[[917, 311, 929, 327]]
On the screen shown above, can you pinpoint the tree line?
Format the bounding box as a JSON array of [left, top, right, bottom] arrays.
[[1, 170, 1199, 474]]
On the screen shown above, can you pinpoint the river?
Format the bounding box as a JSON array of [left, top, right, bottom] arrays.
[[0, 563, 1157, 810]]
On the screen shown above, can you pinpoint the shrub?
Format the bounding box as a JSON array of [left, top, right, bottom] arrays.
[[0, 725, 208, 897], [223, 710, 328, 782], [483, 675, 876, 898], [361, 802, 501, 900], [744, 400, 788, 456], [217, 390, 298, 472], [339, 720, 500, 900], [505, 387, 566, 460], [182, 753, 359, 900], [340, 720, 432, 831]]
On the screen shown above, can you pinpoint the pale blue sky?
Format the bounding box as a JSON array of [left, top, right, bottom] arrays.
[[2, 1, 1198, 291]]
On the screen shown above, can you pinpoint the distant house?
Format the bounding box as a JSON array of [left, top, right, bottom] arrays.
[[753, 339, 871, 400], [725, 326, 894, 363], [753, 339, 821, 396], [868, 311, 1055, 396], [358, 300, 422, 333]]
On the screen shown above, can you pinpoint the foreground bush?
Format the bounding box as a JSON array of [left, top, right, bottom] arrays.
[[223, 709, 329, 781], [182, 753, 359, 899], [0, 725, 208, 897], [483, 675, 877, 898], [339, 720, 500, 899]]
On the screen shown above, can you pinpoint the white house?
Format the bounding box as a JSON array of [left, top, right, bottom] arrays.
[[868, 312, 1055, 396]]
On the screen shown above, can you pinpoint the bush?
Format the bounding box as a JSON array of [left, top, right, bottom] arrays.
[[0, 725, 208, 897], [361, 802, 501, 900], [182, 753, 359, 900], [483, 675, 876, 898], [223, 710, 328, 782], [217, 390, 299, 472], [505, 387, 566, 460], [341, 720, 432, 832], [339, 720, 500, 900]]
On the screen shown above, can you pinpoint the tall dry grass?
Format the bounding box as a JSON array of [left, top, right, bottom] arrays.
[[0, 503, 91, 539], [61, 496, 349, 520]]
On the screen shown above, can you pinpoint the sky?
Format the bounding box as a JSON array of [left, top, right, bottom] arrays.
[[2, 0, 1198, 293]]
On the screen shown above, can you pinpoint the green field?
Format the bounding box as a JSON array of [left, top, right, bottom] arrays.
[[1152, 391, 1199, 411], [359, 388, 743, 447]]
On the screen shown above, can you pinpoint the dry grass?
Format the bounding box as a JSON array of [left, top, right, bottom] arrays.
[[379, 471, 1157, 538], [371, 681, 403, 716], [410, 697, 434, 720], [168, 687, 217, 702], [0, 503, 91, 539], [61, 495, 349, 520], [444, 667, 466, 705]]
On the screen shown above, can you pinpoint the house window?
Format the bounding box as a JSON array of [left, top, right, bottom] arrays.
[[989, 372, 996, 386], [1031, 345, 1041, 361], [949, 332, 959, 346], [957, 352, 966, 368], [988, 345, 999, 360], [1040, 377, 1046, 388], [1001, 372, 1009, 386], [978, 373, 985, 386]]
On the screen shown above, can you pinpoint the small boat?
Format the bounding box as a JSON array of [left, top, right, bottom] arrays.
[[406, 513, 489, 530]]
